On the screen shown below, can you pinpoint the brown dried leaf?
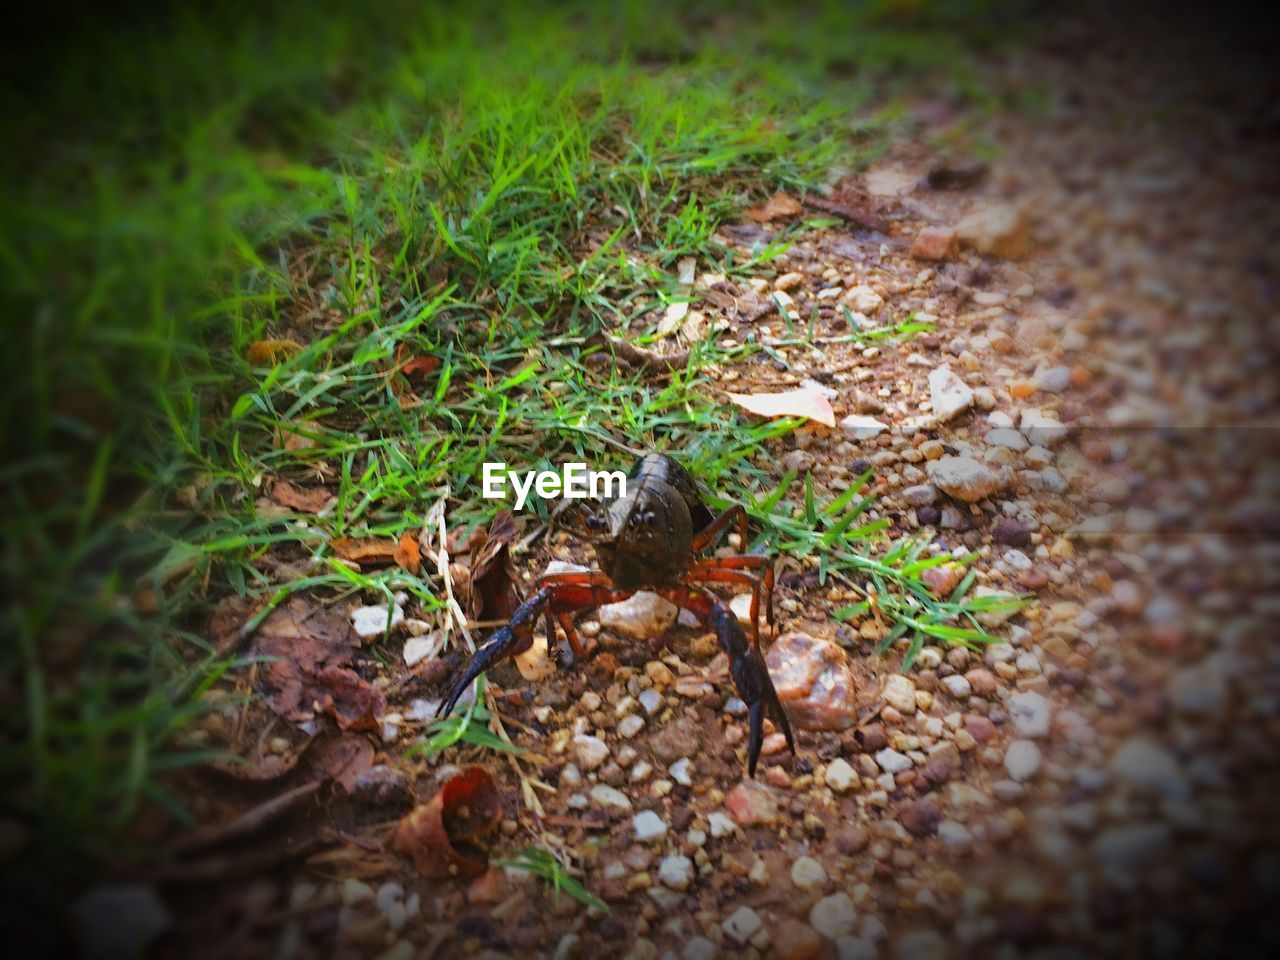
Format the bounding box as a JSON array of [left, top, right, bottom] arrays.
[[315, 666, 386, 733], [302, 733, 375, 793], [746, 192, 803, 222], [468, 511, 521, 621], [329, 537, 399, 567], [393, 531, 421, 575], [270, 479, 335, 514], [390, 767, 502, 879], [247, 338, 304, 364], [251, 599, 357, 723], [402, 355, 441, 377]]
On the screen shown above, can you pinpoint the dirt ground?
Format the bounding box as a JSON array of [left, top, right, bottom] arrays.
[[74, 6, 1279, 960]]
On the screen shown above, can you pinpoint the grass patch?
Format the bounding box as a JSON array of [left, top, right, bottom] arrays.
[[497, 846, 608, 913]]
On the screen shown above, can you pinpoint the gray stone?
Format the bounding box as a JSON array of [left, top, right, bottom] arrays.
[[810, 893, 858, 940], [598, 592, 678, 639], [1009, 691, 1053, 738], [1005, 740, 1042, 782], [633, 810, 668, 842], [1111, 739, 1189, 799], [901, 484, 940, 506], [927, 456, 1010, 502], [842, 415, 890, 441], [658, 855, 695, 891], [875, 748, 912, 774], [928, 365, 974, 421]]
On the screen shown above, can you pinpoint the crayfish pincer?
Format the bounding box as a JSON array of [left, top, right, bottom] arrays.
[[437, 453, 796, 776]]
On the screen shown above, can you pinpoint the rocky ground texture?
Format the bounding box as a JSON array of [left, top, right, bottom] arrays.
[[90, 7, 1280, 960]]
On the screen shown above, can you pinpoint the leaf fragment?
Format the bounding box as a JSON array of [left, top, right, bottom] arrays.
[[726, 387, 836, 427]]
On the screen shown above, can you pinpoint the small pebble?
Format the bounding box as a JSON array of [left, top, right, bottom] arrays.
[[791, 856, 827, 892]]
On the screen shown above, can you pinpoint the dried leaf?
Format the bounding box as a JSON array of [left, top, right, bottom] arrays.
[[270, 479, 335, 514], [390, 767, 503, 879], [726, 387, 837, 427], [401, 355, 441, 377], [330, 532, 420, 574], [303, 733, 375, 794], [746, 192, 802, 223], [468, 512, 521, 621], [315, 666, 386, 732], [276, 420, 319, 453], [680, 309, 707, 343], [656, 300, 689, 338], [252, 599, 358, 723], [393, 531, 421, 575], [329, 537, 398, 567], [247, 338, 304, 364]]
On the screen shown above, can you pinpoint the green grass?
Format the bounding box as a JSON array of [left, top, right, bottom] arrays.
[[405, 677, 524, 760], [0, 0, 1023, 878], [497, 846, 608, 913]]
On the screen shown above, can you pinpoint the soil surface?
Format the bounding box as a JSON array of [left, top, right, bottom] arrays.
[[88, 6, 1279, 960]]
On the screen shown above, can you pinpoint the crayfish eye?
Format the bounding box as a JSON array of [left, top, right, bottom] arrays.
[[643, 510, 656, 524], [586, 512, 605, 531]]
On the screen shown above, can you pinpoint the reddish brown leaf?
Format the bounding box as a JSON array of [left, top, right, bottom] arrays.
[[251, 599, 358, 724], [329, 537, 399, 567], [247, 338, 304, 364], [330, 534, 421, 574], [468, 511, 521, 621], [302, 733, 375, 793], [315, 666, 386, 732], [746, 192, 802, 223], [270, 479, 335, 514], [393, 531, 421, 575], [401, 355, 441, 377], [390, 767, 502, 879]]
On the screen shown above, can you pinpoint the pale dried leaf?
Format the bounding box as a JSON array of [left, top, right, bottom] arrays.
[[657, 300, 690, 338], [726, 387, 836, 427], [746, 192, 803, 223]]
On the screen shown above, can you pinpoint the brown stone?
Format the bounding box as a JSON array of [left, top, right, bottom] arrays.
[[774, 919, 824, 960], [855, 723, 888, 753], [910, 225, 957, 261], [726, 781, 780, 826], [765, 632, 859, 731], [964, 714, 998, 743], [965, 668, 999, 697], [900, 800, 942, 837]]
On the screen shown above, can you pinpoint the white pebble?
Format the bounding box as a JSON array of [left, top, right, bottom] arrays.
[[791, 856, 827, 892], [658, 855, 695, 891], [1005, 740, 1042, 782], [810, 893, 857, 939], [722, 906, 762, 945], [633, 810, 668, 842], [825, 758, 858, 793]]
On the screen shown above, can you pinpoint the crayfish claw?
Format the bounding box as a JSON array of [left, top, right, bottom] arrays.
[[435, 625, 517, 719], [715, 600, 796, 778]]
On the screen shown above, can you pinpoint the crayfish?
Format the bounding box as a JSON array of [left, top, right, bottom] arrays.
[[437, 453, 796, 776]]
